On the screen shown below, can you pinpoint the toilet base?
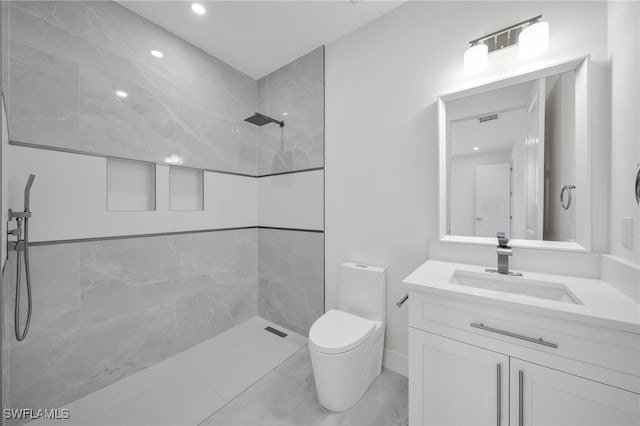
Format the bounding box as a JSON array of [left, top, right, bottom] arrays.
[[309, 324, 384, 412]]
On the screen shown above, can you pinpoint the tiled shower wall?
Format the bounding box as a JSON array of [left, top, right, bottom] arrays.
[[1, 0, 324, 417], [5, 1, 258, 174], [258, 229, 324, 336], [3, 230, 257, 414], [256, 45, 325, 335], [257, 46, 324, 175]]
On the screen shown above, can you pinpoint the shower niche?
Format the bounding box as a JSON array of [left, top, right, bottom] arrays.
[[106, 157, 156, 211], [169, 166, 204, 211]]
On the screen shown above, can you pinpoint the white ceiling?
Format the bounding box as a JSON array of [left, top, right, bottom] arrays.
[[448, 79, 534, 157], [451, 108, 528, 157], [118, 0, 405, 79]]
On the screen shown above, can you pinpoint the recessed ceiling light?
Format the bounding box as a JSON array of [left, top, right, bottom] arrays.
[[150, 50, 164, 58], [115, 90, 128, 98], [282, 112, 288, 116], [164, 154, 184, 165], [191, 3, 206, 15], [473, 146, 480, 151]]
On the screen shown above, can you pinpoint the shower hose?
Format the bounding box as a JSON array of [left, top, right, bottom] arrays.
[[14, 216, 32, 342]]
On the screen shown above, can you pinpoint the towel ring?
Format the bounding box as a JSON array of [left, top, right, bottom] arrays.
[[560, 185, 576, 210], [636, 167, 640, 206]]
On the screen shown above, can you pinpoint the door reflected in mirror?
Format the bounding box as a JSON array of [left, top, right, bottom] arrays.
[[447, 70, 576, 242]]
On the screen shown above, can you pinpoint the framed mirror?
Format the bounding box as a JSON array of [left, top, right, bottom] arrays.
[[438, 57, 591, 251]]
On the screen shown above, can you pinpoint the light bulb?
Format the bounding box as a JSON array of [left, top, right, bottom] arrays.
[[191, 3, 206, 15], [519, 21, 549, 59], [464, 44, 488, 75]]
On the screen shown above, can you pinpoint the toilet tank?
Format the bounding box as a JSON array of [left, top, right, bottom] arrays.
[[338, 262, 386, 323]]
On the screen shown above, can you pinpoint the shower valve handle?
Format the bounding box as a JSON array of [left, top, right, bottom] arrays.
[[9, 209, 31, 219], [9, 241, 25, 252]]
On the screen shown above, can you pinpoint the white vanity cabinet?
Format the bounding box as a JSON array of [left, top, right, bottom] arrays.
[[509, 358, 640, 425], [410, 325, 639, 425], [409, 329, 508, 425], [406, 281, 640, 426]]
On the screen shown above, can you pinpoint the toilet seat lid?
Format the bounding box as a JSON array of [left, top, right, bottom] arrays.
[[309, 310, 379, 355]]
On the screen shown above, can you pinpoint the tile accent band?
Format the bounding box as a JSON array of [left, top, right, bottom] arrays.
[[28, 226, 324, 246], [8, 140, 323, 178], [257, 226, 324, 234], [257, 167, 324, 178]]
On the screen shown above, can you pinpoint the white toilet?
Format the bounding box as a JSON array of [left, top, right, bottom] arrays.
[[309, 262, 385, 412]]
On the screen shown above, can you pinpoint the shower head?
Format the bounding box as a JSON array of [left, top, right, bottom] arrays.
[[244, 112, 284, 128], [24, 174, 35, 211]]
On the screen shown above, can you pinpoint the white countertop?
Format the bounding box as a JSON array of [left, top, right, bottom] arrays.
[[403, 259, 640, 334]]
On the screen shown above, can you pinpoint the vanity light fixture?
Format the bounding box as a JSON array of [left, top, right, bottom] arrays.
[[464, 15, 549, 74], [519, 20, 549, 58], [464, 44, 488, 75], [150, 50, 164, 58], [191, 2, 206, 15]]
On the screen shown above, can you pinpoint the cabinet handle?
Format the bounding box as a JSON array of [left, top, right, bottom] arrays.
[[496, 363, 501, 426], [396, 294, 409, 307], [470, 323, 558, 349], [519, 370, 524, 426]]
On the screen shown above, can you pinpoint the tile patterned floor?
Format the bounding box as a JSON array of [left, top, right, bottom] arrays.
[[200, 346, 409, 426]]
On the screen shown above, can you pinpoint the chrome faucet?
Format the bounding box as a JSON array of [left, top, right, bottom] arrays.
[[486, 232, 522, 276]]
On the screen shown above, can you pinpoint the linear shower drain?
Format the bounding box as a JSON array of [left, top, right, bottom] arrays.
[[264, 326, 288, 338]]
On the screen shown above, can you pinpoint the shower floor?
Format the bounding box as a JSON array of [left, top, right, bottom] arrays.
[[28, 317, 307, 426]]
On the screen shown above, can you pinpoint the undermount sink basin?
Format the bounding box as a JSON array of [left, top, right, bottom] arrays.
[[448, 270, 582, 304]]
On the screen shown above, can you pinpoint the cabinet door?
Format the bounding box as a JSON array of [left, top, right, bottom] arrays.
[[409, 328, 509, 426], [510, 358, 640, 426]]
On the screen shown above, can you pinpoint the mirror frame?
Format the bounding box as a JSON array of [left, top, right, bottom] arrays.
[[438, 56, 591, 252]]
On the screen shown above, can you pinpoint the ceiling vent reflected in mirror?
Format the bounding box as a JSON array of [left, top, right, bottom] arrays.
[[479, 114, 498, 123]]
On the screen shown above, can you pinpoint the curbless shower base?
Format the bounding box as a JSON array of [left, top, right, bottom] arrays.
[[27, 317, 306, 426]]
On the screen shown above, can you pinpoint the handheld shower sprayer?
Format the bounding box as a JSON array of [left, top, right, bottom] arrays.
[[9, 174, 35, 341], [24, 174, 35, 211]]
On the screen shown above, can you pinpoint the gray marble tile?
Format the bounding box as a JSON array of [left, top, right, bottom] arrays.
[[200, 346, 408, 426], [4, 246, 82, 333], [175, 285, 256, 353], [257, 47, 324, 175], [57, 303, 176, 397], [170, 229, 258, 286], [7, 40, 79, 148], [7, 1, 258, 174], [8, 303, 176, 420], [258, 229, 324, 336], [2, 261, 11, 414], [4, 229, 259, 420], [2, 0, 9, 95]]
